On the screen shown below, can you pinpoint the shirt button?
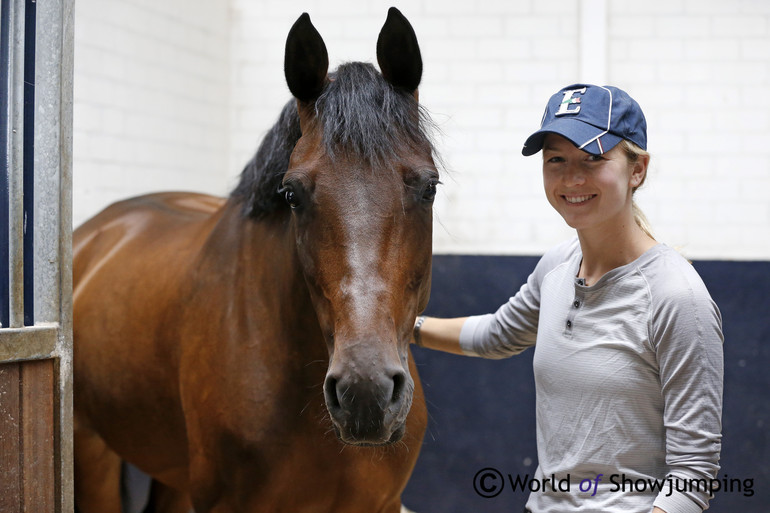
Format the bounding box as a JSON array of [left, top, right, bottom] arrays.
[[573, 300, 580, 308], [566, 320, 572, 329]]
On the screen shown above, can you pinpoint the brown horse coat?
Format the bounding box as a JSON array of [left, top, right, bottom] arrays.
[[74, 8, 435, 513]]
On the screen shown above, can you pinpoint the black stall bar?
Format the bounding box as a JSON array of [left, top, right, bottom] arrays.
[[22, 0, 35, 326]]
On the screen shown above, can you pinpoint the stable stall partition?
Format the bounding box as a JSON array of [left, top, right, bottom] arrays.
[[1, 0, 74, 511]]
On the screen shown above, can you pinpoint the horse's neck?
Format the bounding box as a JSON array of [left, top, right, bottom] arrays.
[[202, 200, 326, 359]]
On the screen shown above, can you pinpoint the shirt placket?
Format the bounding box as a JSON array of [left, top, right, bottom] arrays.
[[565, 278, 586, 337]]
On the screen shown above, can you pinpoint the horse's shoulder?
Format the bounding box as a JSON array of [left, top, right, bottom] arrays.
[[114, 192, 226, 218], [74, 192, 226, 272], [143, 192, 226, 216], [76, 192, 223, 235]]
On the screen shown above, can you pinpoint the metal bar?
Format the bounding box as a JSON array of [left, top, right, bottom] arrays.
[[0, 0, 12, 328], [32, 0, 59, 325], [54, 0, 75, 508], [4, 0, 26, 328], [23, 0, 35, 326]]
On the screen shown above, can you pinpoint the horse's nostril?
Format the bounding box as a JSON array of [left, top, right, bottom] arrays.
[[324, 376, 341, 409], [391, 372, 406, 405]]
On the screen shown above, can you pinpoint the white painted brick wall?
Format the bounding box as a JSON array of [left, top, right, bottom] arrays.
[[72, 0, 230, 226], [73, 0, 770, 260], [607, 0, 770, 260]]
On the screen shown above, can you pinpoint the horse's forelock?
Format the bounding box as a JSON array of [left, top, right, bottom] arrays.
[[232, 61, 437, 219], [316, 62, 435, 165]]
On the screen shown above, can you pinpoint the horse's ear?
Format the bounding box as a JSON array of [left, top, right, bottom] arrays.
[[284, 13, 329, 103], [376, 7, 422, 93]]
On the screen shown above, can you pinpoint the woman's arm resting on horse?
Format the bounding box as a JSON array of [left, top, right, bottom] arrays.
[[412, 316, 468, 355]]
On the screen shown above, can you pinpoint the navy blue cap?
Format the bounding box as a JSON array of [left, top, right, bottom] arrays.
[[522, 84, 647, 156]]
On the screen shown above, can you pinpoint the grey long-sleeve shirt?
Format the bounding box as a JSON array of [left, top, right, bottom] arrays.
[[460, 238, 723, 513]]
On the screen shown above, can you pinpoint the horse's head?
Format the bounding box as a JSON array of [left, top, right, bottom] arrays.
[[282, 8, 436, 446]]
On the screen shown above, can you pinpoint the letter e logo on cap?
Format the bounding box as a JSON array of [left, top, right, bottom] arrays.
[[555, 87, 587, 116]]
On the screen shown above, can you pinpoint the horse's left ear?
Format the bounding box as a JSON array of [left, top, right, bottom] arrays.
[[285, 13, 329, 103], [376, 7, 422, 94]]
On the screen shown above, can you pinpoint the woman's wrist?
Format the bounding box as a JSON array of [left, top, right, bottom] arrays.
[[413, 315, 427, 347], [411, 316, 468, 355]]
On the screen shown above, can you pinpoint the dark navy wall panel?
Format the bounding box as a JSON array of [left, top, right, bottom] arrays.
[[403, 255, 769, 513]]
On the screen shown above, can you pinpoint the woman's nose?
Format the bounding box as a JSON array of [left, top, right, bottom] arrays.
[[563, 165, 586, 186]]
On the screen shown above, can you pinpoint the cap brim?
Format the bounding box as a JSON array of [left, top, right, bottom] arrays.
[[522, 118, 623, 156]]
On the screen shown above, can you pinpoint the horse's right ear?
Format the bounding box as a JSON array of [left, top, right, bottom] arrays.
[[377, 7, 422, 94], [284, 13, 329, 103]]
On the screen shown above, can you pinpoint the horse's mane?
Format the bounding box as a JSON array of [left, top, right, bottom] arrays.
[[231, 61, 437, 219]]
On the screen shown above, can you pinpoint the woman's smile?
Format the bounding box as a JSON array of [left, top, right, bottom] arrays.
[[562, 194, 597, 205]]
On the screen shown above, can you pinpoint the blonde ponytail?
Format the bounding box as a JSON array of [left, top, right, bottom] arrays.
[[632, 200, 654, 240], [622, 140, 655, 240]]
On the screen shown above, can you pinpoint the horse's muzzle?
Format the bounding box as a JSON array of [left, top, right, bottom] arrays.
[[323, 364, 413, 446]]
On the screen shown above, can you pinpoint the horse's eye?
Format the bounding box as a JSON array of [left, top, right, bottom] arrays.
[[285, 189, 300, 209], [422, 181, 438, 202], [279, 185, 302, 209]]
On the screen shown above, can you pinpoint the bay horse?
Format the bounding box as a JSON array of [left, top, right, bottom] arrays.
[[72, 8, 436, 513]]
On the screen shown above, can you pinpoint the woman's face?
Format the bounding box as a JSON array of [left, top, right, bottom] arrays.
[[541, 133, 646, 233]]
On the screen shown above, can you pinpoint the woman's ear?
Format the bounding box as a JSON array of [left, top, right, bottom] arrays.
[[630, 153, 650, 189]]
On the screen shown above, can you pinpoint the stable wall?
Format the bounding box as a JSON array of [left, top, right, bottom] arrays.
[[72, 0, 230, 221], [73, 0, 770, 261]]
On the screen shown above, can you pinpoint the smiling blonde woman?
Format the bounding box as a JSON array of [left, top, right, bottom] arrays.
[[413, 84, 724, 513]]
